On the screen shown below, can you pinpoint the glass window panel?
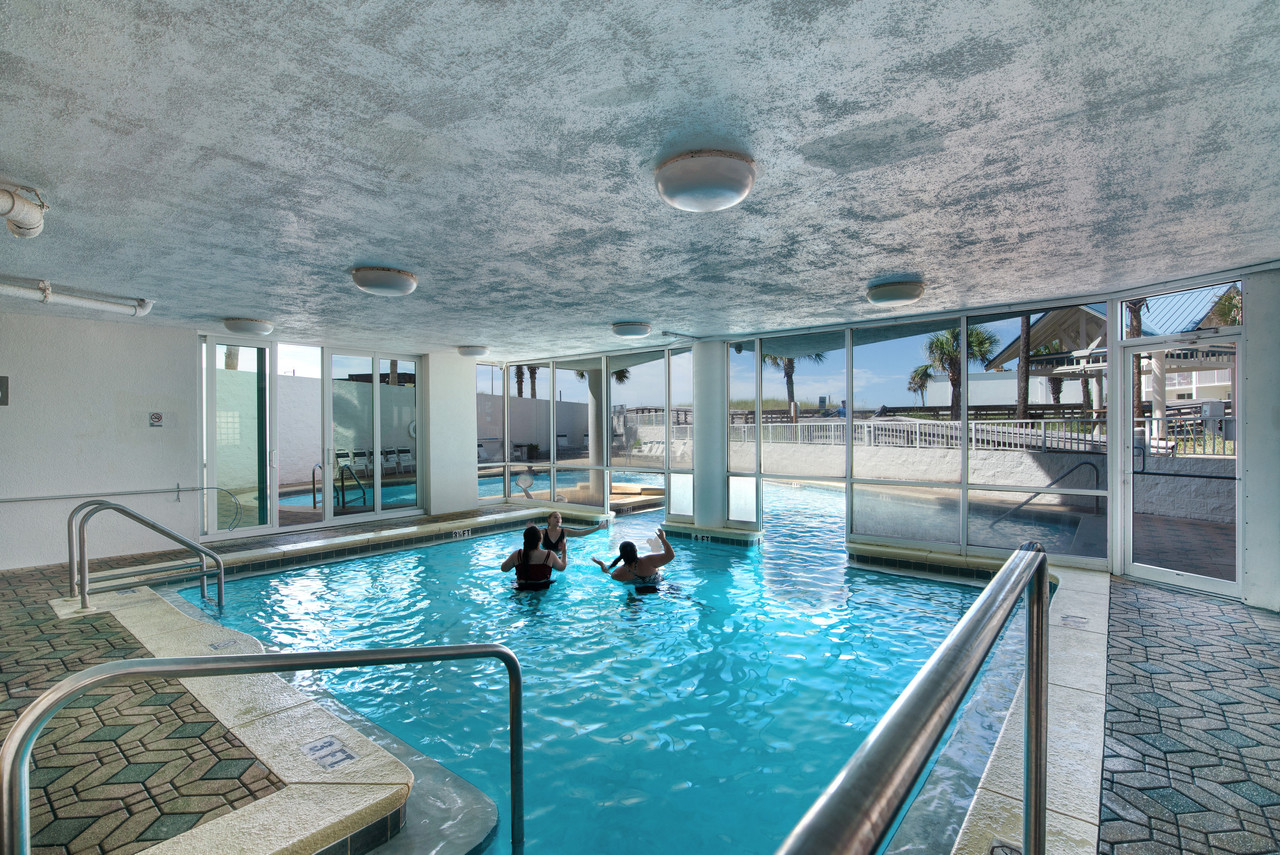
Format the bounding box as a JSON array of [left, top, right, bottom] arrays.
[[509, 464, 551, 500], [761, 332, 847, 477], [851, 484, 960, 544], [728, 475, 757, 523], [1122, 281, 1242, 339], [477, 363, 504, 472], [609, 470, 665, 513], [214, 344, 268, 529], [608, 351, 666, 468], [968, 306, 1108, 488], [554, 469, 605, 507], [509, 363, 551, 462], [851, 320, 961, 483], [379, 358, 417, 510], [478, 463, 505, 499], [276, 344, 322, 527], [332, 354, 375, 517], [728, 340, 757, 472], [669, 348, 694, 470], [968, 491, 1107, 559], [669, 473, 693, 517], [554, 358, 602, 466]]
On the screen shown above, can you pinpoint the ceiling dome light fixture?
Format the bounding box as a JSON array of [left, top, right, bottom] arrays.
[[866, 273, 926, 307], [612, 321, 652, 338], [223, 318, 274, 335], [457, 345, 490, 357], [655, 150, 756, 212], [351, 266, 418, 296]]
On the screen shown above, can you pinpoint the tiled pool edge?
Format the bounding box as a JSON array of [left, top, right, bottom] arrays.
[[48, 588, 497, 855]]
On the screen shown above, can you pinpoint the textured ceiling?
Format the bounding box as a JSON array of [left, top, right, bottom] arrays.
[[1, 0, 1278, 362]]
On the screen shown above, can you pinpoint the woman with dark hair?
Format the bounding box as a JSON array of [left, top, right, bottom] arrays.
[[501, 525, 567, 590], [591, 529, 674, 586]]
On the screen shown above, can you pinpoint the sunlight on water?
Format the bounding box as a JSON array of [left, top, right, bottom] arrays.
[[188, 483, 1018, 855]]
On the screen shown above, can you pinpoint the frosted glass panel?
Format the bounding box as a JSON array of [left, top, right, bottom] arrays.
[[729, 476, 757, 523], [669, 473, 693, 517]]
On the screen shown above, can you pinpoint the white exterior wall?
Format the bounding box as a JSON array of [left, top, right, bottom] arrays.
[[927, 373, 1085, 407], [0, 312, 200, 570]]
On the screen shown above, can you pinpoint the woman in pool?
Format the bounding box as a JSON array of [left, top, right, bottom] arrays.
[[501, 525, 567, 590], [541, 511, 606, 560], [591, 529, 674, 585]]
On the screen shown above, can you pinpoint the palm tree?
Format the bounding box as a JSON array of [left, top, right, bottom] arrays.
[[907, 364, 932, 408], [1207, 288, 1242, 327], [922, 325, 1000, 420], [529, 366, 539, 399], [761, 352, 827, 419], [514, 364, 525, 397], [1127, 299, 1147, 421]]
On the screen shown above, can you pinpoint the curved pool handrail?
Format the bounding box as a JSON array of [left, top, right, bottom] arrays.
[[73, 501, 226, 611], [0, 643, 524, 855], [775, 541, 1049, 855]]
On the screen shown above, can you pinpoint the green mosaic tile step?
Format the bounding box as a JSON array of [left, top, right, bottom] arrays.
[[167, 721, 215, 738]]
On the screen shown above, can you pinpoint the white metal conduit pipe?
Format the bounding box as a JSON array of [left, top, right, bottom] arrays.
[[0, 277, 154, 317], [0, 189, 43, 238]]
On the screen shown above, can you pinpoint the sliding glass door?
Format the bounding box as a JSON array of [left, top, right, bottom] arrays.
[[203, 338, 419, 534]]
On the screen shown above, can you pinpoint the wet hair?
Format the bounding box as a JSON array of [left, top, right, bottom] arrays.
[[609, 540, 639, 569], [521, 525, 541, 570]]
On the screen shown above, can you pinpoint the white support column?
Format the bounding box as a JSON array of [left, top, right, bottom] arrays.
[[1151, 351, 1166, 439], [692, 341, 728, 530], [1241, 270, 1280, 610], [424, 351, 480, 514]]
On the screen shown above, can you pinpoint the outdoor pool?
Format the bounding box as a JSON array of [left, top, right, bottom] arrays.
[[186, 483, 1021, 854]]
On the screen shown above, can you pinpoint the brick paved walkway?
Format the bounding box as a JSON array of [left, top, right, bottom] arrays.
[[1100, 578, 1280, 854], [0, 567, 284, 855]]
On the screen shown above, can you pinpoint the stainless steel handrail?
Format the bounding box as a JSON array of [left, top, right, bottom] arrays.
[[775, 541, 1048, 855], [67, 501, 226, 611], [0, 644, 524, 855]]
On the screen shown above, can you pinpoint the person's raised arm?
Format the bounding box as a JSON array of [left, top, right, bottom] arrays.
[[500, 549, 521, 572], [549, 550, 567, 571], [591, 557, 609, 573], [563, 519, 608, 538], [644, 529, 675, 571]]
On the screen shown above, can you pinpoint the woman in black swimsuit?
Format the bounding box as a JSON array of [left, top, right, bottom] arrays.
[[540, 511, 606, 560], [501, 525, 567, 590]]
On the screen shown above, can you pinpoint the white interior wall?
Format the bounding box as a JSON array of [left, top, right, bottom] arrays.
[[425, 351, 480, 514], [0, 312, 200, 571]]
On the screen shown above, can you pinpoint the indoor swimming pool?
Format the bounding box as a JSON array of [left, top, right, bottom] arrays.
[[185, 484, 1022, 854]]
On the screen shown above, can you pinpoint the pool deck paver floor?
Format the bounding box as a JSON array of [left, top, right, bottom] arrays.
[[1099, 578, 1280, 855], [0, 566, 284, 855]]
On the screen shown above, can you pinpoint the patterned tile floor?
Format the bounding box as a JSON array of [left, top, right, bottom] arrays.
[[0, 567, 284, 855], [1100, 578, 1280, 855]]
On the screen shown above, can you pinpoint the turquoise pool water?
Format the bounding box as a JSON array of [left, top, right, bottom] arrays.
[[187, 484, 1011, 854]]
